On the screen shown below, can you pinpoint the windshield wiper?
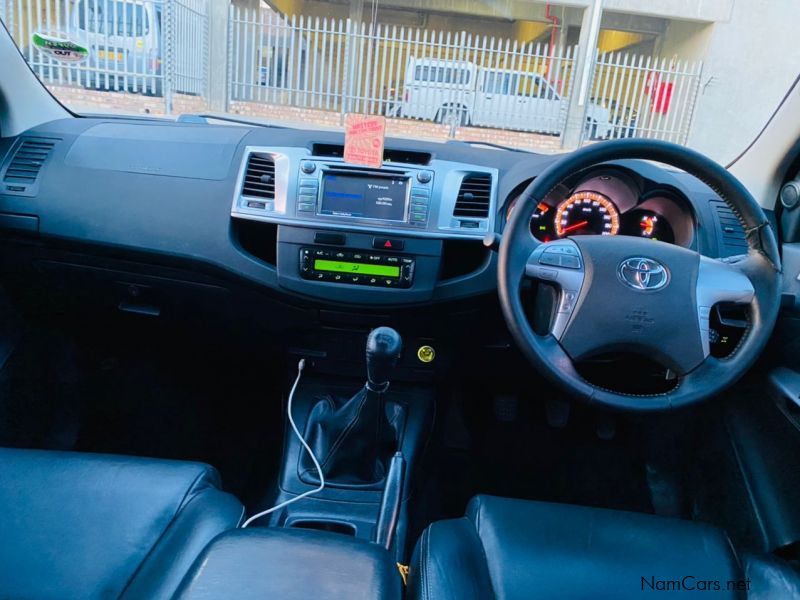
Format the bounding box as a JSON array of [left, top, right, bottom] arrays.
[[176, 113, 291, 129], [449, 140, 535, 154]]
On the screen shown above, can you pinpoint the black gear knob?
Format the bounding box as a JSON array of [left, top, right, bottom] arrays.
[[366, 327, 402, 389]]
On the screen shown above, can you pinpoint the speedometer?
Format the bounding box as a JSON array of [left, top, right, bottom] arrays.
[[555, 191, 620, 237]]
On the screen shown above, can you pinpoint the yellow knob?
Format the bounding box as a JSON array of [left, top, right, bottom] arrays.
[[417, 345, 436, 363]]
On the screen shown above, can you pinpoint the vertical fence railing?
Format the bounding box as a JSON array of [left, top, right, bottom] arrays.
[[2, 0, 208, 108], [587, 50, 702, 143], [228, 8, 584, 138], [2, 0, 704, 144], [170, 0, 207, 96]]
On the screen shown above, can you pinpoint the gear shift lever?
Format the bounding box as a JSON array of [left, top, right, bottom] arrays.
[[301, 327, 404, 485], [366, 327, 403, 392]]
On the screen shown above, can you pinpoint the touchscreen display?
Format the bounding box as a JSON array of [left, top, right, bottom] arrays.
[[319, 173, 409, 222]]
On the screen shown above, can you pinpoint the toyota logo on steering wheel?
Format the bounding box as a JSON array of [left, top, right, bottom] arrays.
[[617, 257, 670, 291]]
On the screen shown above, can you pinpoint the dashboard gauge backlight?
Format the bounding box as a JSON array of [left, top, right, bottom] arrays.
[[554, 191, 620, 237], [640, 214, 657, 237], [530, 202, 556, 242]]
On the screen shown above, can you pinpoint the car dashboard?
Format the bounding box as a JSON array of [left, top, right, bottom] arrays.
[[0, 117, 749, 312]]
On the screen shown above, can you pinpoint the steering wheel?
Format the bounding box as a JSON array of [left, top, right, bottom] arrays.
[[498, 139, 782, 412]]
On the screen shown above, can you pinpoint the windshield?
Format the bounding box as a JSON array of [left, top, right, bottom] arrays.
[[2, 0, 796, 162]]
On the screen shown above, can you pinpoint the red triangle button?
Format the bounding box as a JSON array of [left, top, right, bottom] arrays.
[[384, 240, 393, 248]]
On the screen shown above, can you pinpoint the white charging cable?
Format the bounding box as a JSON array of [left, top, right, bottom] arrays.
[[241, 358, 326, 528]]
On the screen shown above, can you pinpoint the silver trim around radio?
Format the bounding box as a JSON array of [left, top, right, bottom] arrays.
[[230, 145, 498, 240]]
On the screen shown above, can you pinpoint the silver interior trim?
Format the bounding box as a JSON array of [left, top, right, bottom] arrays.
[[695, 256, 755, 356], [526, 239, 586, 339], [231, 146, 498, 240]]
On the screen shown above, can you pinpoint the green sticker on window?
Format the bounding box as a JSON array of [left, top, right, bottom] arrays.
[[32, 33, 89, 63]]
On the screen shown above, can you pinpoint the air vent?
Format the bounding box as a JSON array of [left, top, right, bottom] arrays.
[[454, 173, 492, 218], [710, 199, 748, 257], [3, 139, 55, 186], [310, 143, 431, 165], [241, 153, 275, 199]]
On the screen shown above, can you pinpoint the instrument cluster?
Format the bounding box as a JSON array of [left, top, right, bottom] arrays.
[[506, 169, 695, 247]]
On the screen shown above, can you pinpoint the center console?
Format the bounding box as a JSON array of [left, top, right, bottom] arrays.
[[230, 145, 498, 304], [242, 327, 433, 566]]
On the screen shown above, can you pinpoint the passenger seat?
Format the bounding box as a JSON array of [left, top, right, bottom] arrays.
[[0, 447, 243, 599]]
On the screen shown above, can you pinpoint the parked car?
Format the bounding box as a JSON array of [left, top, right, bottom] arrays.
[[399, 56, 613, 137], [68, 0, 163, 95]]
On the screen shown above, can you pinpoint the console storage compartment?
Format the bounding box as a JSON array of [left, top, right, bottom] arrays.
[[176, 528, 402, 599]]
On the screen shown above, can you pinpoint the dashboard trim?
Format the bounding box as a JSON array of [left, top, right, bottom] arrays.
[[230, 145, 500, 240]]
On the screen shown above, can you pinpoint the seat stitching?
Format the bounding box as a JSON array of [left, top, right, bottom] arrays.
[[421, 524, 431, 600], [470, 501, 498, 599]]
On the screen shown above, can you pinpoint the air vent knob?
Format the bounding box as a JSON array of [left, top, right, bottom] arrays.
[[780, 180, 800, 210], [259, 174, 273, 184], [464, 192, 474, 200], [300, 160, 316, 174]]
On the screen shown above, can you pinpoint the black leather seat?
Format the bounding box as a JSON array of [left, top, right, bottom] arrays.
[[409, 495, 800, 600], [0, 447, 244, 599]]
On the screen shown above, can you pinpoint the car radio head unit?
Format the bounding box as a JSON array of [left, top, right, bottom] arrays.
[[319, 172, 409, 222], [294, 160, 433, 230], [232, 147, 499, 240]]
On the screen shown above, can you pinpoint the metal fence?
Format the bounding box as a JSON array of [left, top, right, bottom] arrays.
[[1, 0, 208, 101], [2, 0, 704, 144], [587, 51, 703, 144], [229, 10, 578, 136], [227, 9, 703, 144]]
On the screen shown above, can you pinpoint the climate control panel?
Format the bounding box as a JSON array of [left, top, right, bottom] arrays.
[[299, 246, 415, 288]]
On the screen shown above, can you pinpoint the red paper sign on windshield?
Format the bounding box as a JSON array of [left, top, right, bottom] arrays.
[[344, 114, 386, 168]]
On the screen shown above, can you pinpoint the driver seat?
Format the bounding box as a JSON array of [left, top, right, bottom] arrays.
[[409, 495, 800, 600]]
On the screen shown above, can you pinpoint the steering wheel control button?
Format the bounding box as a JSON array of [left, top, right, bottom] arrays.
[[559, 291, 579, 313], [546, 245, 578, 255], [539, 248, 582, 269], [539, 252, 561, 267], [560, 255, 581, 269], [538, 268, 558, 281]]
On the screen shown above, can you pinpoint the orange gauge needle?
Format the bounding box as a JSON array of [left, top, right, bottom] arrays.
[[561, 220, 589, 235]]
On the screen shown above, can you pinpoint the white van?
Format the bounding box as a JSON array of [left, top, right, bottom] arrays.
[[400, 57, 613, 138], [68, 0, 163, 95], [399, 57, 476, 125]]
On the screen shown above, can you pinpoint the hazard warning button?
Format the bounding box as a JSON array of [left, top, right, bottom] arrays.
[[372, 237, 405, 251]]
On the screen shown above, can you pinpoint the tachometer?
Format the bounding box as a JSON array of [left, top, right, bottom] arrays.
[[555, 191, 620, 237]]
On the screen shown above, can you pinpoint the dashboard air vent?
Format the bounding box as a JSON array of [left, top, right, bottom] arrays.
[[710, 199, 748, 257], [241, 153, 275, 199], [3, 139, 55, 186], [454, 173, 492, 219]]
